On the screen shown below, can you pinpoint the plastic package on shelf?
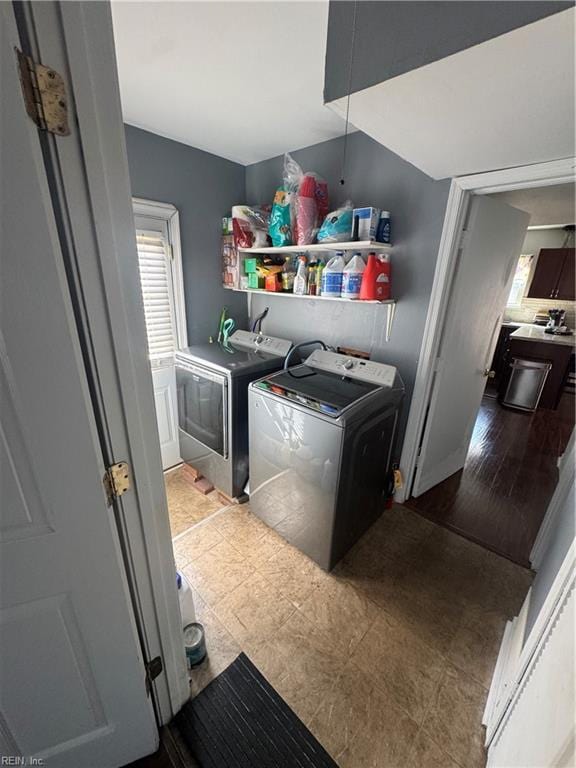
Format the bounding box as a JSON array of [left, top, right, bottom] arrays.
[[317, 201, 354, 243], [269, 188, 293, 247], [295, 174, 318, 245], [232, 205, 271, 249], [274, 153, 329, 246]]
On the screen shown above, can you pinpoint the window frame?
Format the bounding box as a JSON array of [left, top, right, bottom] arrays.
[[506, 253, 535, 309], [132, 198, 188, 356]]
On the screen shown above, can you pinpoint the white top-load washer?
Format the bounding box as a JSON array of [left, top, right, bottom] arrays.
[[248, 349, 404, 570]]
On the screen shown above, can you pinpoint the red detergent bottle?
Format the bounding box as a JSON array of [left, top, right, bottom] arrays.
[[359, 252, 391, 300]]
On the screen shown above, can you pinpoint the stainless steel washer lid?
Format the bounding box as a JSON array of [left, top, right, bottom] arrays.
[[175, 342, 287, 377], [253, 365, 381, 417]]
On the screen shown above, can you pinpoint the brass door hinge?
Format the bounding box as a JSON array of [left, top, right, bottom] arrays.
[[145, 656, 163, 695], [15, 48, 70, 136], [103, 461, 131, 505]]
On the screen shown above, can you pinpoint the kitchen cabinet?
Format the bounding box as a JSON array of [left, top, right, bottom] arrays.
[[556, 249, 575, 300], [504, 337, 572, 410], [527, 248, 575, 301], [487, 324, 518, 397]]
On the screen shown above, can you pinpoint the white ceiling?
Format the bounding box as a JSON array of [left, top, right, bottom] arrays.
[[111, 1, 345, 166], [493, 184, 575, 226], [328, 9, 575, 180]]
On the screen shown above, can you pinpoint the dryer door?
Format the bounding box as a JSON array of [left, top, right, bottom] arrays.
[[176, 361, 228, 458]]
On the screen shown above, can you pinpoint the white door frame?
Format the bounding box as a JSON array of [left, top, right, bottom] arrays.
[[23, 1, 190, 723], [397, 157, 576, 510]]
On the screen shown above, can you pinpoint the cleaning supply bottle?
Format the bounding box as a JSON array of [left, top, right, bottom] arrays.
[[376, 211, 391, 244], [341, 253, 366, 299], [321, 251, 345, 297], [307, 263, 318, 296], [359, 252, 391, 300], [316, 258, 325, 296], [293, 255, 308, 295], [281, 256, 295, 292]]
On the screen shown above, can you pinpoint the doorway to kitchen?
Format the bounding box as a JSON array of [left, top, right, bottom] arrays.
[[400, 171, 575, 568]]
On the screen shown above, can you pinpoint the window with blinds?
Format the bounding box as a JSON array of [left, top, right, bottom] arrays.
[[135, 228, 177, 365]]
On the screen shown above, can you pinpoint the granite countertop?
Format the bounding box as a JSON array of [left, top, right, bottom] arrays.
[[510, 325, 575, 347]]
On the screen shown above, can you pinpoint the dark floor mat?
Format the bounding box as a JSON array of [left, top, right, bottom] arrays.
[[175, 653, 338, 768]]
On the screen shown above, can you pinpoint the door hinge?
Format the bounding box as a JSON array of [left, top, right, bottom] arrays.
[[145, 656, 163, 695], [458, 228, 469, 250], [166, 244, 174, 261], [15, 48, 70, 136], [103, 461, 131, 506]]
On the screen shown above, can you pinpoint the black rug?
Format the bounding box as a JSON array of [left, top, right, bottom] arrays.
[[175, 653, 338, 768]]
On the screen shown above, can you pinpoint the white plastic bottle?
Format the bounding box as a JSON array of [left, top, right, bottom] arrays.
[[293, 256, 308, 295], [321, 252, 346, 297], [176, 570, 196, 627], [341, 253, 366, 299]]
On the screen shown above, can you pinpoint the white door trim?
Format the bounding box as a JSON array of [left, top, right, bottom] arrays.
[[485, 539, 575, 752], [397, 156, 576, 504], [30, 1, 189, 722], [530, 428, 575, 569], [133, 197, 188, 351]]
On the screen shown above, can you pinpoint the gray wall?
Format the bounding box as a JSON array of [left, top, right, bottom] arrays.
[[245, 131, 450, 450], [124, 125, 247, 345], [325, 1, 572, 102]]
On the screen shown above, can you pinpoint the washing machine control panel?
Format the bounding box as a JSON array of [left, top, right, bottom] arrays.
[[230, 330, 292, 357], [305, 349, 397, 388]]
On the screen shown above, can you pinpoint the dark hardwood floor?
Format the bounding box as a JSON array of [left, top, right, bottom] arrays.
[[405, 393, 575, 568]]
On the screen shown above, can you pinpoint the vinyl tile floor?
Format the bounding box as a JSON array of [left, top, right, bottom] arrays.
[[173, 503, 533, 768], [164, 466, 225, 537]]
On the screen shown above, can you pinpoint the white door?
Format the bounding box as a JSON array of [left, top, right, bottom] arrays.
[[412, 195, 529, 496], [0, 7, 157, 766], [152, 365, 181, 469], [134, 220, 182, 470]]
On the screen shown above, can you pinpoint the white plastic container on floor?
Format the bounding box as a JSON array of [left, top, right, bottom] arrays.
[[176, 570, 196, 627]]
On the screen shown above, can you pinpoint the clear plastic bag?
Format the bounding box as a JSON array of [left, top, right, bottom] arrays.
[[283, 153, 329, 246], [232, 205, 270, 249], [317, 201, 354, 243]]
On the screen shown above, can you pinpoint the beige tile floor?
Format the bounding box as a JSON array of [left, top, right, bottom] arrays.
[[172, 502, 533, 768], [164, 466, 224, 537]]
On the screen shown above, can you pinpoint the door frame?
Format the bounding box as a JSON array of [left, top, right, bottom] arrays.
[[397, 157, 576, 514], [20, 1, 190, 724]]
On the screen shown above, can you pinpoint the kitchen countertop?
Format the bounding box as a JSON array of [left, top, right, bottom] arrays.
[[510, 325, 575, 347], [502, 321, 536, 328]]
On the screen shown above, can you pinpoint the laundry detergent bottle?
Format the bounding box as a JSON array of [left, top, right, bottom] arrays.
[[321, 251, 345, 297], [341, 253, 366, 299], [359, 252, 391, 300]]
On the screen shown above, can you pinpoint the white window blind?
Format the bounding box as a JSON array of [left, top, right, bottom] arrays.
[[135, 228, 177, 364]]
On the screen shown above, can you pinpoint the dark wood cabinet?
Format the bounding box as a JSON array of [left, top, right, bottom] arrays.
[[556, 249, 575, 300], [527, 248, 575, 301], [504, 338, 572, 410], [487, 324, 518, 397]]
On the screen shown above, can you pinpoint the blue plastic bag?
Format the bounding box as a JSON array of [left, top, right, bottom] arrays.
[[317, 201, 353, 243]]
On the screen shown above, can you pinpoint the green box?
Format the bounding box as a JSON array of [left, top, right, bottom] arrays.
[[244, 258, 259, 274], [247, 273, 264, 289]]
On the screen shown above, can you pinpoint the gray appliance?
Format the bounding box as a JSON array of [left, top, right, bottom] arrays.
[[175, 330, 293, 498], [501, 357, 552, 412], [248, 349, 404, 570]]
